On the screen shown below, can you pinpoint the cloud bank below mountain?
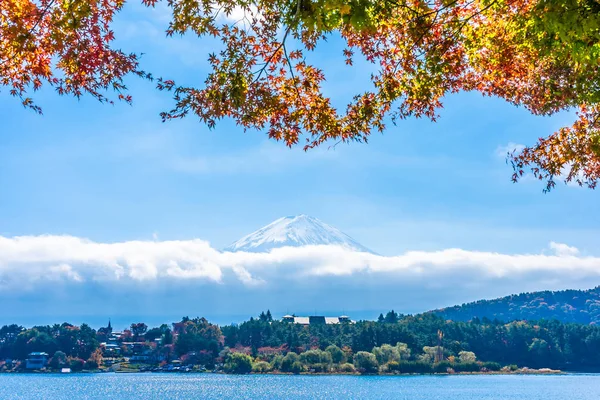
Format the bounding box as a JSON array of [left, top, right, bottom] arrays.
[[1, 234, 598, 291]]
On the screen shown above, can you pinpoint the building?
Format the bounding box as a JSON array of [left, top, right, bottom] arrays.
[[102, 343, 121, 356], [129, 355, 151, 363], [121, 342, 148, 354], [281, 315, 354, 325], [25, 352, 49, 369], [101, 324, 123, 356]]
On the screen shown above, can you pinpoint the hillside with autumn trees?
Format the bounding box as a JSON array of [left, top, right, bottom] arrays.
[[433, 287, 600, 325]]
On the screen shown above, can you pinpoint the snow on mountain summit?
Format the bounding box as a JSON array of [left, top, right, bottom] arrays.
[[224, 215, 374, 253]]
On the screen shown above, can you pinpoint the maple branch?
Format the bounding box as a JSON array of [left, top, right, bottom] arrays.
[[0, 0, 57, 68], [282, 40, 306, 109], [327, 139, 343, 150], [438, 0, 512, 59], [399, 0, 504, 65], [385, 0, 462, 21], [389, 3, 446, 74], [252, 0, 301, 83], [253, 26, 290, 83]]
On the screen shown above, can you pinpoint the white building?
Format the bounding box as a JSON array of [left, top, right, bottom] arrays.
[[281, 315, 354, 325]]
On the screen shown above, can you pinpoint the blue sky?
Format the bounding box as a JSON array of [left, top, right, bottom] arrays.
[[1, 3, 599, 327]]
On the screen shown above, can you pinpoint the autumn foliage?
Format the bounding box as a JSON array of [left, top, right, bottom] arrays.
[[2, 0, 600, 189]]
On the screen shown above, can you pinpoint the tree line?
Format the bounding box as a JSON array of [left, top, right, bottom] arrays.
[[2, 312, 600, 373]]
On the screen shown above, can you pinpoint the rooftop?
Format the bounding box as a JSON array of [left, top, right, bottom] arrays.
[[281, 315, 355, 325]]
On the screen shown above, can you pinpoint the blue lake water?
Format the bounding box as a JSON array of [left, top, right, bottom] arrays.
[[1, 373, 599, 399]]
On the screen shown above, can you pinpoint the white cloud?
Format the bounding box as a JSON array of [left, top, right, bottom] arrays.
[[495, 142, 526, 158], [549, 242, 580, 257], [0, 234, 598, 291], [560, 162, 587, 188], [218, 4, 257, 23], [4, 234, 600, 319], [48, 264, 83, 282]]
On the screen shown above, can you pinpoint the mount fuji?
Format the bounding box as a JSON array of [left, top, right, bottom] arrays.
[[224, 215, 375, 254]]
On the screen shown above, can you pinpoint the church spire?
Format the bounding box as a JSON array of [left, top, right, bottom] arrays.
[[108, 319, 112, 330]]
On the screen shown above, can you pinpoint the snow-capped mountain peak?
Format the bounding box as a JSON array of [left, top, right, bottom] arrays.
[[224, 215, 374, 253]]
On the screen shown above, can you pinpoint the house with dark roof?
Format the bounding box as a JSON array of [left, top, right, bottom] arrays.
[[26, 352, 49, 369]]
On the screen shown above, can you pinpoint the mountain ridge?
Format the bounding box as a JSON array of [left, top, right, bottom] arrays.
[[432, 286, 600, 324]]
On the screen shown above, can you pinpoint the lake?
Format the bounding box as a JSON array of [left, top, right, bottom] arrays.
[[1, 373, 599, 399]]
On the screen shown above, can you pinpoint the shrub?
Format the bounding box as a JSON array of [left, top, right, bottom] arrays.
[[433, 361, 452, 373], [397, 361, 433, 374], [69, 358, 85, 372], [338, 363, 356, 373], [49, 351, 67, 369], [300, 350, 321, 365], [280, 352, 300, 373], [453, 362, 480, 373], [224, 353, 253, 374], [395, 343, 411, 360], [458, 351, 477, 363], [270, 355, 284, 371], [386, 361, 400, 372], [372, 344, 400, 365], [316, 363, 334, 373], [300, 349, 332, 368], [325, 345, 346, 364], [252, 361, 271, 373], [290, 361, 304, 374], [84, 360, 98, 370], [481, 362, 502, 372], [353, 351, 379, 374]]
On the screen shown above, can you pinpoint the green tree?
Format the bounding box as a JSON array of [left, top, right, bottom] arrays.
[[384, 311, 400, 324], [130, 323, 148, 341], [528, 338, 552, 367], [145, 328, 163, 342], [13, 329, 57, 360], [270, 355, 284, 371], [395, 343, 411, 360], [280, 352, 300, 373], [325, 345, 346, 364], [300, 349, 332, 371], [458, 351, 477, 363], [372, 344, 400, 365], [353, 351, 379, 374], [419, 346, 444, 364], [163, 329, 173, 345], [49, 350, 67, 369], [290, 361, 304, 374], [252, 360, 272, 373], [0, 325, 24, 359], [224, 352, 253, 374], [77, 324, 99, 360]]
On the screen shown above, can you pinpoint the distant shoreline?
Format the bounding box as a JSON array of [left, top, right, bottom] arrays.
[[0, 368, 564, 376]]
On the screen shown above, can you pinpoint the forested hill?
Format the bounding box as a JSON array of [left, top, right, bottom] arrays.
[[433, 287, 600, 324]]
